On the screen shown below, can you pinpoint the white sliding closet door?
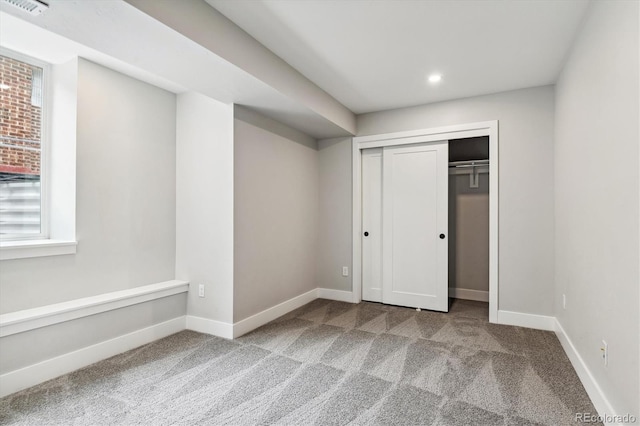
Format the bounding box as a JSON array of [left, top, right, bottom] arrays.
[[362, 148, 383, 302], [382, 142, 449, 312]]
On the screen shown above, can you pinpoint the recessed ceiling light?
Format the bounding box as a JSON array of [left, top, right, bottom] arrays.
[[428, 74, 442, 84], [0, 84, 10, 90]]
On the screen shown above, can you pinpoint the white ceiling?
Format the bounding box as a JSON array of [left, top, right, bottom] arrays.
[[0, 1, 353, 138], [1, 0, 590, 138], [208, 0, 590, 114]]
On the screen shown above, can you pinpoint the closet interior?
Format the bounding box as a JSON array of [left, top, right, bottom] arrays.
[[448, 136, 490, 312]]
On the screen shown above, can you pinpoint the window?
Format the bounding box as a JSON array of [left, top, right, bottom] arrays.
[[0, 49, 49, 241]]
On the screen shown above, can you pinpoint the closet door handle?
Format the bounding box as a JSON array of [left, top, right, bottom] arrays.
[[439, 234, 446, 239], [364, 231, 369, 237]]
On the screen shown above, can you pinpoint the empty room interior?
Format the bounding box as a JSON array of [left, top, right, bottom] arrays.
[[0, 0, 638, 425]]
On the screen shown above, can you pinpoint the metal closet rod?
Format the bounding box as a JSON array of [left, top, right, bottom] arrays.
[[448, 159, 490, 168]]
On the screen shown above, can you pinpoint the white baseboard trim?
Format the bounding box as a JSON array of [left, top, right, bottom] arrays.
[[496, 310, 555, 331], [233, 289, 317, 338], [449, 287, 489, 302], [0, 280, 189, 338], [554, 319, 617, 423], [0, 316, 185, 398], [189, 288, 353, 339], [317, 288, 356, 303], [186, 315, 233, 340]]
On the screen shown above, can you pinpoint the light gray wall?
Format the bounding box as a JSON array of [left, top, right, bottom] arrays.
[[0, 59, 177, 314], [0, 294, 186, 374], [317, 138, 352, 291], [358, 86, 555, 315], [555, 0, 639, 417], [175, 92, 234, 323], [449, 174, 489, 293], [233, 117, 319, 322]]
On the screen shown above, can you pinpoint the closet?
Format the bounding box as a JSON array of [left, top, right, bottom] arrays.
[[361, 141, 449, 312], [448, 137, 490, 307], [361, 136, 490, 313]]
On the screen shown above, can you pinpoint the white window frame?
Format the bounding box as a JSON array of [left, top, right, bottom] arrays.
[[0, 47, 51, 242], [0, 48, 77, 260]]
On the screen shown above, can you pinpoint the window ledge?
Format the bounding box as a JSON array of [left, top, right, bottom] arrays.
[[0, 239, 77, 261]]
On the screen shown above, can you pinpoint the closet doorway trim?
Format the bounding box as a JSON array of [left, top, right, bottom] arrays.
[[352, 120, 499, 323]]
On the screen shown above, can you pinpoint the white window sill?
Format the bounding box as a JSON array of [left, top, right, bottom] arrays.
[[0, 239, 77, 261]]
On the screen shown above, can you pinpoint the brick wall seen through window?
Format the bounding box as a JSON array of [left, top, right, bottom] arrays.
[[0, 53, 44, 237]]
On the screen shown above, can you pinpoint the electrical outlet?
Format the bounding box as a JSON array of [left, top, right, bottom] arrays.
[[342, 266, 349, 277], [198, 284, 205, 298], [601, 340, 608, 366], [562, 294, 566, 310]]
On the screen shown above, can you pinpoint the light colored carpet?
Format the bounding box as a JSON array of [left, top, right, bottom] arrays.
[[0, 299, 600, 425]]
